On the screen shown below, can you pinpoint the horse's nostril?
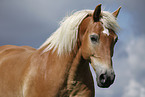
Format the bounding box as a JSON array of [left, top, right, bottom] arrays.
[[99, 74, 107, 84], [97, 71, 115, 88]]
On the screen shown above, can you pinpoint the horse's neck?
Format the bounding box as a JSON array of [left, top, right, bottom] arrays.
[[35, 16, 94, 96], [65, 17, 94, 96], [66, 48, 94, 96], [37, 47, 94, 96]]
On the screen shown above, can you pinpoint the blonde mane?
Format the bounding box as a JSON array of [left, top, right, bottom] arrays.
[[39, 10, 119, 55]]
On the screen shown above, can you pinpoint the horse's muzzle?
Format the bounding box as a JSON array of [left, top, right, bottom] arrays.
[[96, 69, 115, 88]]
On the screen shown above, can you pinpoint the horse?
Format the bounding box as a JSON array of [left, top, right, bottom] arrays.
[[0, 4, 121, 97]]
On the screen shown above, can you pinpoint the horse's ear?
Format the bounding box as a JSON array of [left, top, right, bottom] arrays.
[[112, 7, 121, 18], [93, 4, 102, 22]]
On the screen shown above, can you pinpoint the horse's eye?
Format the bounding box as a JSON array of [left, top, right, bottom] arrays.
[[90, 34, 99, 43]]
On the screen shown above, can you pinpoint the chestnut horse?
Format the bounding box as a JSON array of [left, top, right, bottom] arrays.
[[0, 4, 121, 97]]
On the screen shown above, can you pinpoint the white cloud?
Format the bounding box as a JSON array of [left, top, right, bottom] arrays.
[[126, 36, 145, 69], [124, 35, 145, 82], [118, 34, 145, 97], [122, 79, 145, 97]]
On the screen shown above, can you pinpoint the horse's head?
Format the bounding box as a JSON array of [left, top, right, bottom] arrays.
[[79, 4, 121, 88]]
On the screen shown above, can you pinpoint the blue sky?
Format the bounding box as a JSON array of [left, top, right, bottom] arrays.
[[0, 0, 145, 97]]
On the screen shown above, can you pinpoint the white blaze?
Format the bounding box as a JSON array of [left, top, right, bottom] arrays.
[[103, 26, 109, 36]]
